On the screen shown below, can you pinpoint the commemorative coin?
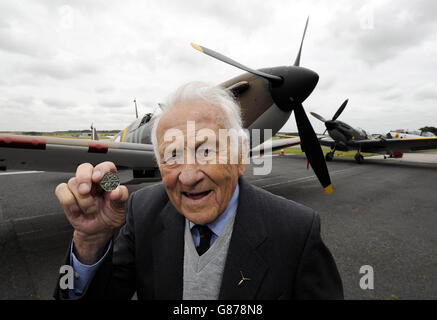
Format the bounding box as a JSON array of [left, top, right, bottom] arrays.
[[99, 172, 120, 192]]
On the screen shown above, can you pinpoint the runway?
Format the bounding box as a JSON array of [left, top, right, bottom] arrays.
[[0, 154, 436, 299]]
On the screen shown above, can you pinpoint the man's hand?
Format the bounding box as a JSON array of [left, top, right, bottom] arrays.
[[55, 162, 129, 265]]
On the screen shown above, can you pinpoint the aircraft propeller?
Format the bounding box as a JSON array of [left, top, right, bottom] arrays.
[[190, 43, 283, 84], [191, 17, 332, 194], [311, 98, 349, 134], [310, 112, 327, 123], [332, 98, 349, 121]]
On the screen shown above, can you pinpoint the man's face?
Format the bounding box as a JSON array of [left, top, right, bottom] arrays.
[[156, 100, 246, 225]]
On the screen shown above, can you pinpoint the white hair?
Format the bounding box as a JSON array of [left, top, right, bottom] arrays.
[[151, 81, 248, 163]]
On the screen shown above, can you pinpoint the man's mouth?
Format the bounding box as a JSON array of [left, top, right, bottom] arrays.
[[182, 190, 212, 200]]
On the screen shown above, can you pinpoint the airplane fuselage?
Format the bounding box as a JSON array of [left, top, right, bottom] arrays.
[[326, 120, 368, 150], [113, 73, 294, 149]]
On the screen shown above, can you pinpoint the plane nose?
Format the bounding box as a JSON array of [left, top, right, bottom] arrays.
[[266, 66, 319, 112], [293, 67, 319, 102], [325, 120, 337, 131]]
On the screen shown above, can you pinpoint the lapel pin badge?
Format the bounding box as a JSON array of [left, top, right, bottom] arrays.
[[238, 271, 251, 286]]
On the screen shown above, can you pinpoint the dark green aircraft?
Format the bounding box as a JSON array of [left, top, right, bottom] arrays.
[[311, 99, 437, 163]]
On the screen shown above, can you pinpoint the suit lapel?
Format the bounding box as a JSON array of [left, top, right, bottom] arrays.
[[219, 178, 269, 299], [152, 201, 185, 299]]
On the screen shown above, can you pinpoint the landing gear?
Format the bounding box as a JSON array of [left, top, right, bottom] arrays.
[[354, 152, 364, 164], [326, 152, 334, 161], [326, 146, 336, 162]]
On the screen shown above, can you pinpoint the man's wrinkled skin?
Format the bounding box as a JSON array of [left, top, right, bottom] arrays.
[[157, 100, 246, 225], [55, 161, 129, 265]]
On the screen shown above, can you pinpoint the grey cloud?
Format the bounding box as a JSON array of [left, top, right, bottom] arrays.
[[381, 91, 403, 101], [413, 83, 437, 101], [328, 0, 437, 66], [75, 63, 100, 75], [155, 43, 204, 71], [112, 47, 162, 73], [380, 88, 404, 101], [98, 99, 130, 109], [0, 29, 35, 57], [198, 2, 274, 32], [360, 82, 396, 94], [0, 27, 55, 58], [26, 63, 74, 80], [114, 42, 205, 75], [43, 97, 77, 109], [11, 95, 35, 105], [158, 0, 274, 34], [0, 3, 55, 58], [316, 77, 336, 91], [25, 61, 100, 80], [37, 0, 108, 12], [0, 98, 27, 112], [95, 85, 115, 94]]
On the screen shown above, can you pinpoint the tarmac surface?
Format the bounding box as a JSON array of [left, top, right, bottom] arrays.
[[0, 153, 436, 300]]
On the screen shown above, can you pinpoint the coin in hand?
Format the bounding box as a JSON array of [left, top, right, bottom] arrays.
[[99, 172, 120, 192]]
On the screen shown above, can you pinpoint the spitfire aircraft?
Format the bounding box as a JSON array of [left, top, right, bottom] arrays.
[[0, 18, 333, 194], [310, 99, 437, 163]]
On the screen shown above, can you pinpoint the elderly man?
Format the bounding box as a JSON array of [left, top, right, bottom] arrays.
[[54, 82, 343, 300]]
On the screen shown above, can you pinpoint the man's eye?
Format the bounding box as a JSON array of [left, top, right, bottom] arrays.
[[165, 150, 181, 163], [201, 148, 216, 157], [166, 151, 176, 161]]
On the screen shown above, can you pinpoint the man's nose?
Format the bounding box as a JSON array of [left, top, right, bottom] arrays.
[[178, 165, 204, 186]]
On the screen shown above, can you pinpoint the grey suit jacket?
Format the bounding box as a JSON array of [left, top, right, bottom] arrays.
[[54, 177, 343, 300]]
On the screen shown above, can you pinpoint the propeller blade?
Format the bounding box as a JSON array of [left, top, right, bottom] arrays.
[[310, 112, 327, 123], [294, 102, 332, 194], [332, 98, 349, 121], [191, 43, 283, 83], [294, 16, 310, 67]]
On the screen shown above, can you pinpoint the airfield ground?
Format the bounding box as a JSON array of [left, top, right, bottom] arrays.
[[0, 153, 436, 299]]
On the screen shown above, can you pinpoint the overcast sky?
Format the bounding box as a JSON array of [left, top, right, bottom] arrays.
[[1, 0, 436, 134]]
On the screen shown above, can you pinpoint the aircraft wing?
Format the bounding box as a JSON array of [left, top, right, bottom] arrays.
[[318, 137, 337, 149], [0, 134, 157, 172], [349, 137, 437, 153], [251, 137, 301, 154]]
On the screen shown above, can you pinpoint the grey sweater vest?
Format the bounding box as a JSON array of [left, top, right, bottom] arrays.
[[182, 210, 237, 300]]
